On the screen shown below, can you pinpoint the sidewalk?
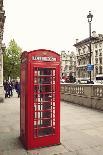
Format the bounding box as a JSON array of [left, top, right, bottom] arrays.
[[0, 91, 103, 154]]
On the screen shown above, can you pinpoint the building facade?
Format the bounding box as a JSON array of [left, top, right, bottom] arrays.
[[60, 51, 76, 78], [0, 0, 5, 101], [74, 31, 103, 80]]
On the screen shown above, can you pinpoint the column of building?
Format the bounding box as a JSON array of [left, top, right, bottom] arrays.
[[0, 0, 5, 101]]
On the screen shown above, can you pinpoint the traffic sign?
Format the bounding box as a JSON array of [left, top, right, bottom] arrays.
[[87, 64, 94, 71]]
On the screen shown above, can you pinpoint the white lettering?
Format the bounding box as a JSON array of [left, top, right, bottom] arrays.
[[32, 56, 56, 61]]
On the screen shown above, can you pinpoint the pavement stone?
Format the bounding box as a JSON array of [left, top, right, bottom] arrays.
[[27, 145, 68, 155], [1, 94, 103, 154]]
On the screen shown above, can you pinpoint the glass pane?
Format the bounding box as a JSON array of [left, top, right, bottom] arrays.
[[33, 67, 56, 137]]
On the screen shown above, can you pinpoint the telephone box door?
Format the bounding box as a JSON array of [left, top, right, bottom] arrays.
[[30, 63, 60, 148]]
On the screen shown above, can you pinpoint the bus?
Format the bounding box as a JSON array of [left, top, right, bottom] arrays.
[[95, 74, 103, 84]]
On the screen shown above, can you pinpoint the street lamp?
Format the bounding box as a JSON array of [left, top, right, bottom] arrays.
[[87, 11, 93, 83]]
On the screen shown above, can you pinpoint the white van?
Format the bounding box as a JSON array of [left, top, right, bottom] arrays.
[[95, 74, 103, 84]]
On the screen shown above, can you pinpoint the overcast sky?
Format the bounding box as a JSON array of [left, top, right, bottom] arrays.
[[3, 0, 103, 53]]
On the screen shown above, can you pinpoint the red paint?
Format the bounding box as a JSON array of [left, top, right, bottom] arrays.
[[20, 49, 60, 149]]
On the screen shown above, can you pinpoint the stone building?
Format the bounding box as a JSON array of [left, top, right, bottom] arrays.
[[0, 0, 5, 101], [60, 51, 76, 78], [74, 31, 103, 80]]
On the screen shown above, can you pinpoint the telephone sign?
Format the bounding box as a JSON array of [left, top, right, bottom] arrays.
[[32, 56, 56, 61]]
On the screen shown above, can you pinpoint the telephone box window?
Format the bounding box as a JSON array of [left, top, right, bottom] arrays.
[[34, 67, 56, 137]]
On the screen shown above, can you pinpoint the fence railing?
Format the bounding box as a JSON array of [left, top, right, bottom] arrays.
[[61, 83, 103, 110]]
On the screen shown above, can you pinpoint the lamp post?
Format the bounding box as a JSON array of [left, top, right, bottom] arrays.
[[87, 11, 93, 83]]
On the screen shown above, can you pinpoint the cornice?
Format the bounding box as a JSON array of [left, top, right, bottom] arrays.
[[74, 37, 102, 47]]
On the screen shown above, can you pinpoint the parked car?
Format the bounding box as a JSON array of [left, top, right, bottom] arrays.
[[93, 80, 103, 85], [80, 79, 89, 84], [79, 79, 94, 84], [60, 79, 65, 83]]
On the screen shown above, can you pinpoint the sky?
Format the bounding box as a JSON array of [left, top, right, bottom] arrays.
[[3, 0, 103, 53]]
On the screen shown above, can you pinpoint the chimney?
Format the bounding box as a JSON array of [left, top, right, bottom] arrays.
[[92, 31, 97, 37], [76, 39, 79, 43]]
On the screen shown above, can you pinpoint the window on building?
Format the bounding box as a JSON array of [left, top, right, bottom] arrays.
[[95, 67, 98, 74], [78, 61, 80, 65], [99, 52, 102, 56], [65, 65, 68, 69], [78, 49, 81, 55], [95, 58, 98, 64], [65, 61, 68, 65], [95, 50, 98, 56], [99, 43, 102, 47], [99, 49, 102, 52], [99, 58, 102, 64], [88, 72, 90, 78], [69, 66, 72, 70], [95, 44, 98, 48], [86, 59, 89, 64], [83, 60, 85, 65], [99, 49, 102, 56], [99, 66, 102, 74], [83, 47, 86, 53]]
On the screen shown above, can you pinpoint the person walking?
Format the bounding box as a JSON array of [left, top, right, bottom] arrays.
[[4, 80, 11, 98], [15, 81, 20, 98], [9, 81, 13, 96]]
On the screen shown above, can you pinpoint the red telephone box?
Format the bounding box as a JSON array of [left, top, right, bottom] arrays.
[[20, 49, 60, 149]]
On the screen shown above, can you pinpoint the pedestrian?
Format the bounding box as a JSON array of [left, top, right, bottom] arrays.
[[9, 81, 13, 96], [15, 81, 20, 97], [4, 80, 11, 98]]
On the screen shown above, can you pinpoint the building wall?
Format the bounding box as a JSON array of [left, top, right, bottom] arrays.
[[93, 41, 103, 77], [61, 51, 76, 78], [75, 32, 103, 80], [76, 44, 90, 79], [0, 0, 6, 101]]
